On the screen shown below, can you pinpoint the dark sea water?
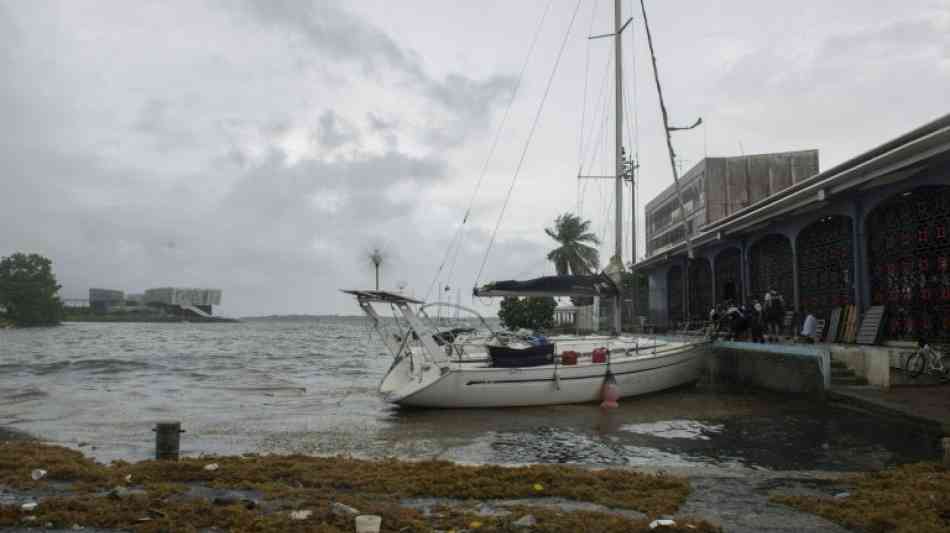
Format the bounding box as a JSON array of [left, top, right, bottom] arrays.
[[0, 319, 939, 470]]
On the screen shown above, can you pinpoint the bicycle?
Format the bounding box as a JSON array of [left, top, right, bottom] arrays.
[[903, 340, 950, 380]]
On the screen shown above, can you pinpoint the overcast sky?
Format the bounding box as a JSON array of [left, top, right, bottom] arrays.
[[1, 0, 948, 316]]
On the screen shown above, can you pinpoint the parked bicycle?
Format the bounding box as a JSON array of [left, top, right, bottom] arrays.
[[903, 340, 950, 380]]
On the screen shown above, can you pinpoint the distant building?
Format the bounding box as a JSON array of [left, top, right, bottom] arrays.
[[89, 288, 125, 314], [144, 288, 222, 316], [125, 293, 145, 307], [645, 150, 819, 257]]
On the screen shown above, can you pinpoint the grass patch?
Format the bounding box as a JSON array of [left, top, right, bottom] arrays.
[[0, 442, 714, 532], [772, 462, 950, 533]]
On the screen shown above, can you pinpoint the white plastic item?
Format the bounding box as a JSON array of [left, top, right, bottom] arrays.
[[289, 510, 312, 520], [355, 514, 382, 533]]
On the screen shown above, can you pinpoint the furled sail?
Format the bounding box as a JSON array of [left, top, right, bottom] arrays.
[[473, 274, 617, 298]]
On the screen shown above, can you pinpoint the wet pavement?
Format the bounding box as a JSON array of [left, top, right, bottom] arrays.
[[830, 384, 950, 435], [679, 471, 851, 533]]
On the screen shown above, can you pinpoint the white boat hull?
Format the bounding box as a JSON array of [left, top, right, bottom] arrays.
[[380, 340, 707, 408]]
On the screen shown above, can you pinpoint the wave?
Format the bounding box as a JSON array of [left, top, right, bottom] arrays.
[[199, 385, 307, 397], [0, 358, 156, 376], [0, 386, 49, 403]]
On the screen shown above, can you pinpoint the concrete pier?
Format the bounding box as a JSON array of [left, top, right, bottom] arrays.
[[708, 341, 830, 399]]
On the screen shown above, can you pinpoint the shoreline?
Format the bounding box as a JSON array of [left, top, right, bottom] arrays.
[[0, 427, 33, 442], [1, 431, 945, 532]]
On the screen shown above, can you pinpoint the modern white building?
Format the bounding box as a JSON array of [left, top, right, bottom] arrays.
[[144, 288, 222, 315], [89, 288, 125, 313]]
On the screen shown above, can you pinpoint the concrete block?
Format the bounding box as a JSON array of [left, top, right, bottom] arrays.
[[709, 342, 825, 398]]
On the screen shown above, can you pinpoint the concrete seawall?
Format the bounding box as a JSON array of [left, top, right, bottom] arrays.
[[708, 341, 830, 399]]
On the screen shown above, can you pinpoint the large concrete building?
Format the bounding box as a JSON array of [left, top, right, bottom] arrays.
[[144, 288, 222, 315], [635, 114, 950, 347], [645, 150, 819, 257]]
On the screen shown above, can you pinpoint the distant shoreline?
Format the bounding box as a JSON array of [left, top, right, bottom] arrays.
[[62, 315, 239, 324], [239, 314, 365, 321], [0, 426, 33, 442]]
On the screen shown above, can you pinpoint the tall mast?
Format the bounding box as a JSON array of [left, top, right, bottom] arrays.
[[611, 0, 624, 335], [640, 0, 694, 260]]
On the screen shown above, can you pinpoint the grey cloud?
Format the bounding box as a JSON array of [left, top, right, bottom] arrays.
[[422, 73, 515, 148], [133, 98, 200, 153], [367, 112, 397, 132], [231, 0, 516, 147], [366, 112, 399, 149], [822, 18, 946, 57], [707, 9, 950, 154], [233, 0, 424, 81], [316, 109, 358, 148]]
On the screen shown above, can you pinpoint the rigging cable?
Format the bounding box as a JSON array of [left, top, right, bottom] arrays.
[[475, 0, 585, 286], [578, 56, 613, 216], [577, 0, 598, 171], [577, 16, 615, 215], [576, 0, 599, 215], [423, 0, 554, 301]]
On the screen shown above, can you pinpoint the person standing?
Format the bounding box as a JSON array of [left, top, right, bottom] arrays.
[[799, 308, 817, 343]]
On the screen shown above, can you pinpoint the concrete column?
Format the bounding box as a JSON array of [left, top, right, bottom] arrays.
[[740, 241, 750, 306], [709, 253, 717, 306], [852, 199, 866, 312], [682, 256, 690, 321], [791, 237, 801, 312]]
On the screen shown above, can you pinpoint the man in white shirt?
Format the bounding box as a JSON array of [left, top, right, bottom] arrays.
[[800, 309, 817, 343]]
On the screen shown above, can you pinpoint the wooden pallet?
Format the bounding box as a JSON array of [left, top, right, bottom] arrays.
[[844, 305, 860, 343], [856, 305, 887, 345], [827, 307, 842, 343]]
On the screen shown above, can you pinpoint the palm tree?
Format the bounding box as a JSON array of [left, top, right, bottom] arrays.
[[545, 213, 600, 276], [366, 247, 386, 290]]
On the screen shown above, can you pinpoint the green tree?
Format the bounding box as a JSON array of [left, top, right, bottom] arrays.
[[545, 213, 600, 306], [498, 296, 556, 332], [0, 253, 64, 326], [545, 213, 600, 276]]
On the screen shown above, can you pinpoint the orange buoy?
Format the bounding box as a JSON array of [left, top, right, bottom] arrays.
[[600, 372, 619, 409]]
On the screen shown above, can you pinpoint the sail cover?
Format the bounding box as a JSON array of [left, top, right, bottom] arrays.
[[474, 274, 618, 298]]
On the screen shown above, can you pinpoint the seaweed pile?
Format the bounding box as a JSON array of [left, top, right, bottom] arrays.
[[0, 442, 719, 532], [772, 462, 949, 533]]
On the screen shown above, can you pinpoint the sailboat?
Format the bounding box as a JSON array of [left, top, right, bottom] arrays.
[[344, 0, 706, 408]]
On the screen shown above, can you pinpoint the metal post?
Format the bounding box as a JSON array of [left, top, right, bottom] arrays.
[[852, 200, 865, 312], [612, 0, 624, 336], [683, 256, 690, 324], [791, 236, 801, 312], [154, 421, 184, 460], [631, 161, 638, 320]]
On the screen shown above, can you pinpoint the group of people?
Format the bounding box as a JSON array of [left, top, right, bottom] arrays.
[[708, 289, 786, 342]]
